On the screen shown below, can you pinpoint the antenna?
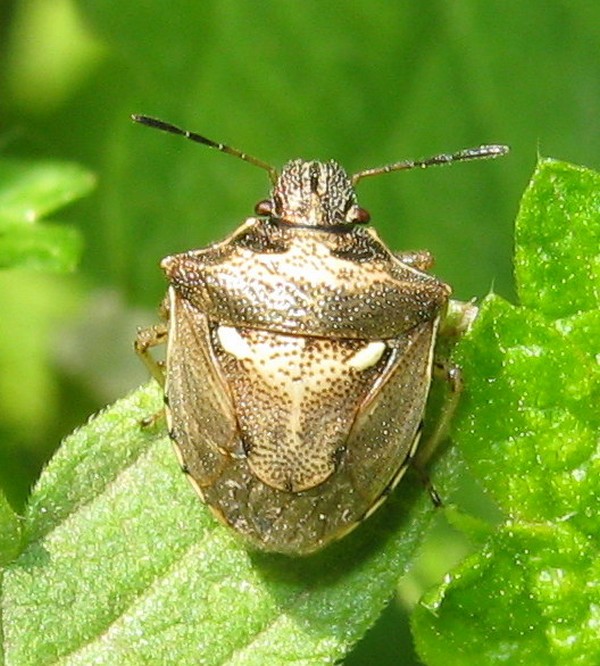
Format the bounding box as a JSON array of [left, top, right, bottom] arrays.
[[131, 114, 279, 184], [352, 144, 509, 185]]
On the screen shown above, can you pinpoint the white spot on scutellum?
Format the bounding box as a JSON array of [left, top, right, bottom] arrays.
[[217, 325, 253, 360], [347, 341, 386, 370]]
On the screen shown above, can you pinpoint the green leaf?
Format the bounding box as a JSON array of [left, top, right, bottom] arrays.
[[0, 223, 83, 272], [515, 159, 600, 319], [0, 159, 95, 271], [412, 158, 600, 666], [1, 383, 440, 665], [413, 523, 598, 665], [452, 296, 599, 528], [0, 489, 22, 566]]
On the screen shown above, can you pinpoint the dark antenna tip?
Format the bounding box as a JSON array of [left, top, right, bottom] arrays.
[[130, 114, 278, 184]]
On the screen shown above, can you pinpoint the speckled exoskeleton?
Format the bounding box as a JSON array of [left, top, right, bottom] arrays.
[[133, 114, 507, 555]]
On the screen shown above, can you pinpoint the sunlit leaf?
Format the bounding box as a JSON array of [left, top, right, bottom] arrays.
[[412, 158, 600, 666]]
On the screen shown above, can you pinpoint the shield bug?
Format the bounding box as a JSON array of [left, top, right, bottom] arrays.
[[133, 114, 508, 555]]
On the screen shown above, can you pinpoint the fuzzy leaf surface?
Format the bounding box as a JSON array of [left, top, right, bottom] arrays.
[[1, 384, 443, 665]]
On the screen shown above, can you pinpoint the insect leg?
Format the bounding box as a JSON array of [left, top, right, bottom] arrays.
[[415, 359, 463, 471], [439, 299, 479, 338], [134, 323, 168, 388], [393, 249, 435, 271], [408, 354, 464, 507]]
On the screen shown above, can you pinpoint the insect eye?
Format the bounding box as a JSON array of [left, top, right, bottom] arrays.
[[255, 199, 273, 216], [354, 207, 371, 224]]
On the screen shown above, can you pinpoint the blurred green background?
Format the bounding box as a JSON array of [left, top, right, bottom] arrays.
[[0, 1, 598, 663]]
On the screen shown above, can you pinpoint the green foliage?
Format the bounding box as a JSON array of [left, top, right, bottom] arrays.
[[2, 0, 597, 512], [6, 1, 532, 303], [1, 385, 441, 665], [0, 490, 22, 567], [516, 160, 600, 319], [412, 159, 600, 665], [0, 158, 597, 664], [0, 159, 92, 496], [0, 159, 93, 272], [0, 158, 93, 502], [1, 3, 599, 664]]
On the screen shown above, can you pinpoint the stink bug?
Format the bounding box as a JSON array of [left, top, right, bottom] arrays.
[[133, 114, 507, 555]]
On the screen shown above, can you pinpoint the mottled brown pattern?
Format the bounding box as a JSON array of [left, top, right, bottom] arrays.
[[140, 158, 450, 554], [213, 328, 389, 492], [162, 221, 448, 339]]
